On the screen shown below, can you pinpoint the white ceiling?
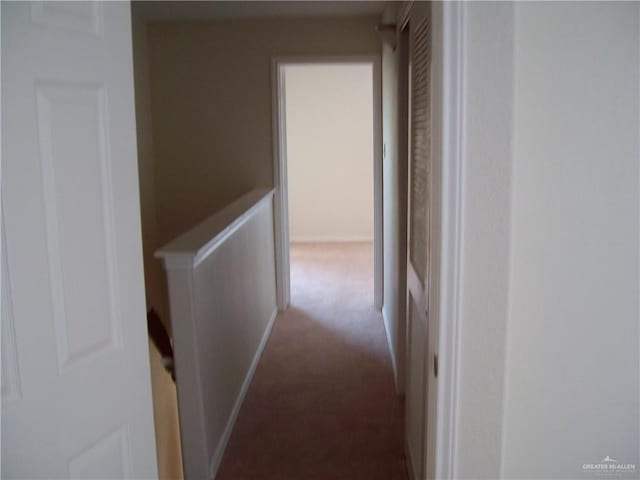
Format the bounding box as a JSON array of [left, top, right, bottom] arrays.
[[133, 1, 388, 22]]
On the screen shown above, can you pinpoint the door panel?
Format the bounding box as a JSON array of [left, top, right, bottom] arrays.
[[406, 296, 426, 478], [405, 2, 433, 480], [37, 83, 122, 373], [1, 2, 157, 477]]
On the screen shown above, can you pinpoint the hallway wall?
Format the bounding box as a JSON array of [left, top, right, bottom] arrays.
[[146, 17, 381, 246], [455, 4, 515, 478], [455, 2, 639, 478], [503, 3, 639, 477], [132, 13, 169, 325], [131, 13, 183, 480]]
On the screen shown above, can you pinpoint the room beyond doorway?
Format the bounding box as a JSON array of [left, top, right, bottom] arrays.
[[285, 63, 374, 244]]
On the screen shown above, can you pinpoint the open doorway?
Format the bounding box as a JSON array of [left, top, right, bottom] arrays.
[[272, 57, 383, 312], [283, 62, 376, 314]]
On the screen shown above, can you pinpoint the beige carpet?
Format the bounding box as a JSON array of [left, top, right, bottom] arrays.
[[216, 242, 407, 479]]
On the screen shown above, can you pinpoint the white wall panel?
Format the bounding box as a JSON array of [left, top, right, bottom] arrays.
[[157, 189, 277, 479]]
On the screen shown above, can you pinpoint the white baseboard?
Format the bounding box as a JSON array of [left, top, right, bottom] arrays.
[[290, 236, 374, 243], [382, 310, 400, 394], [209, 307, 278, 479]]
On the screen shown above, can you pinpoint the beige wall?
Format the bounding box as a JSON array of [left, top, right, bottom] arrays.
[[132, 14, 169, 324], [285, 63, 374, 241], [132, 12, 183, 480], [146, 17, 381, 245]]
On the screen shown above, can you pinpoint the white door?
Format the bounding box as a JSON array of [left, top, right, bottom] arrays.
[[405, 3, 435, 479], [1, 2, 158, 478]]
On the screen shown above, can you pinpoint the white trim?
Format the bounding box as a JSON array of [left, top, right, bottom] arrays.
[[208, 307, 278, 479], [434, 3, 465, 480], [382, 310, 400, 394], [272, 59, 290, 311], [155, 189, 274, 270], [186, 270, 208, 476], [167, 268, 210, 478], [271, 55, 384, 312], [290, 236, 374, 243], [372, 55, 384, 311], [192, 192, 273, 268]]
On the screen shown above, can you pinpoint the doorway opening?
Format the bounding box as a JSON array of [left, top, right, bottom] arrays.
[[272, 57, 383, 312], [284, 62, 375, 315]]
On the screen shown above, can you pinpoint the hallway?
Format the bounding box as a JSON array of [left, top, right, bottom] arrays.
[[217, 242, 407, 479]]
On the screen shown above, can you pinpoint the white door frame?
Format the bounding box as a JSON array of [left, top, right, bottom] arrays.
[[433, 3, 465, 478], [271, 55, 383, 311]]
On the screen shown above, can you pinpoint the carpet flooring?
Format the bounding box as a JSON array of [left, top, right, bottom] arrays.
[[216, 242, 407, 480]]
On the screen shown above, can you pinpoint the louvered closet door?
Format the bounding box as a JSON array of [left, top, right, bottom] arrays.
[[405, 3, 432, 479]]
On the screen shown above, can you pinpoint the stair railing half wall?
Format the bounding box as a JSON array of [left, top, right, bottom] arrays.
[[155, 188, 278, 479]]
